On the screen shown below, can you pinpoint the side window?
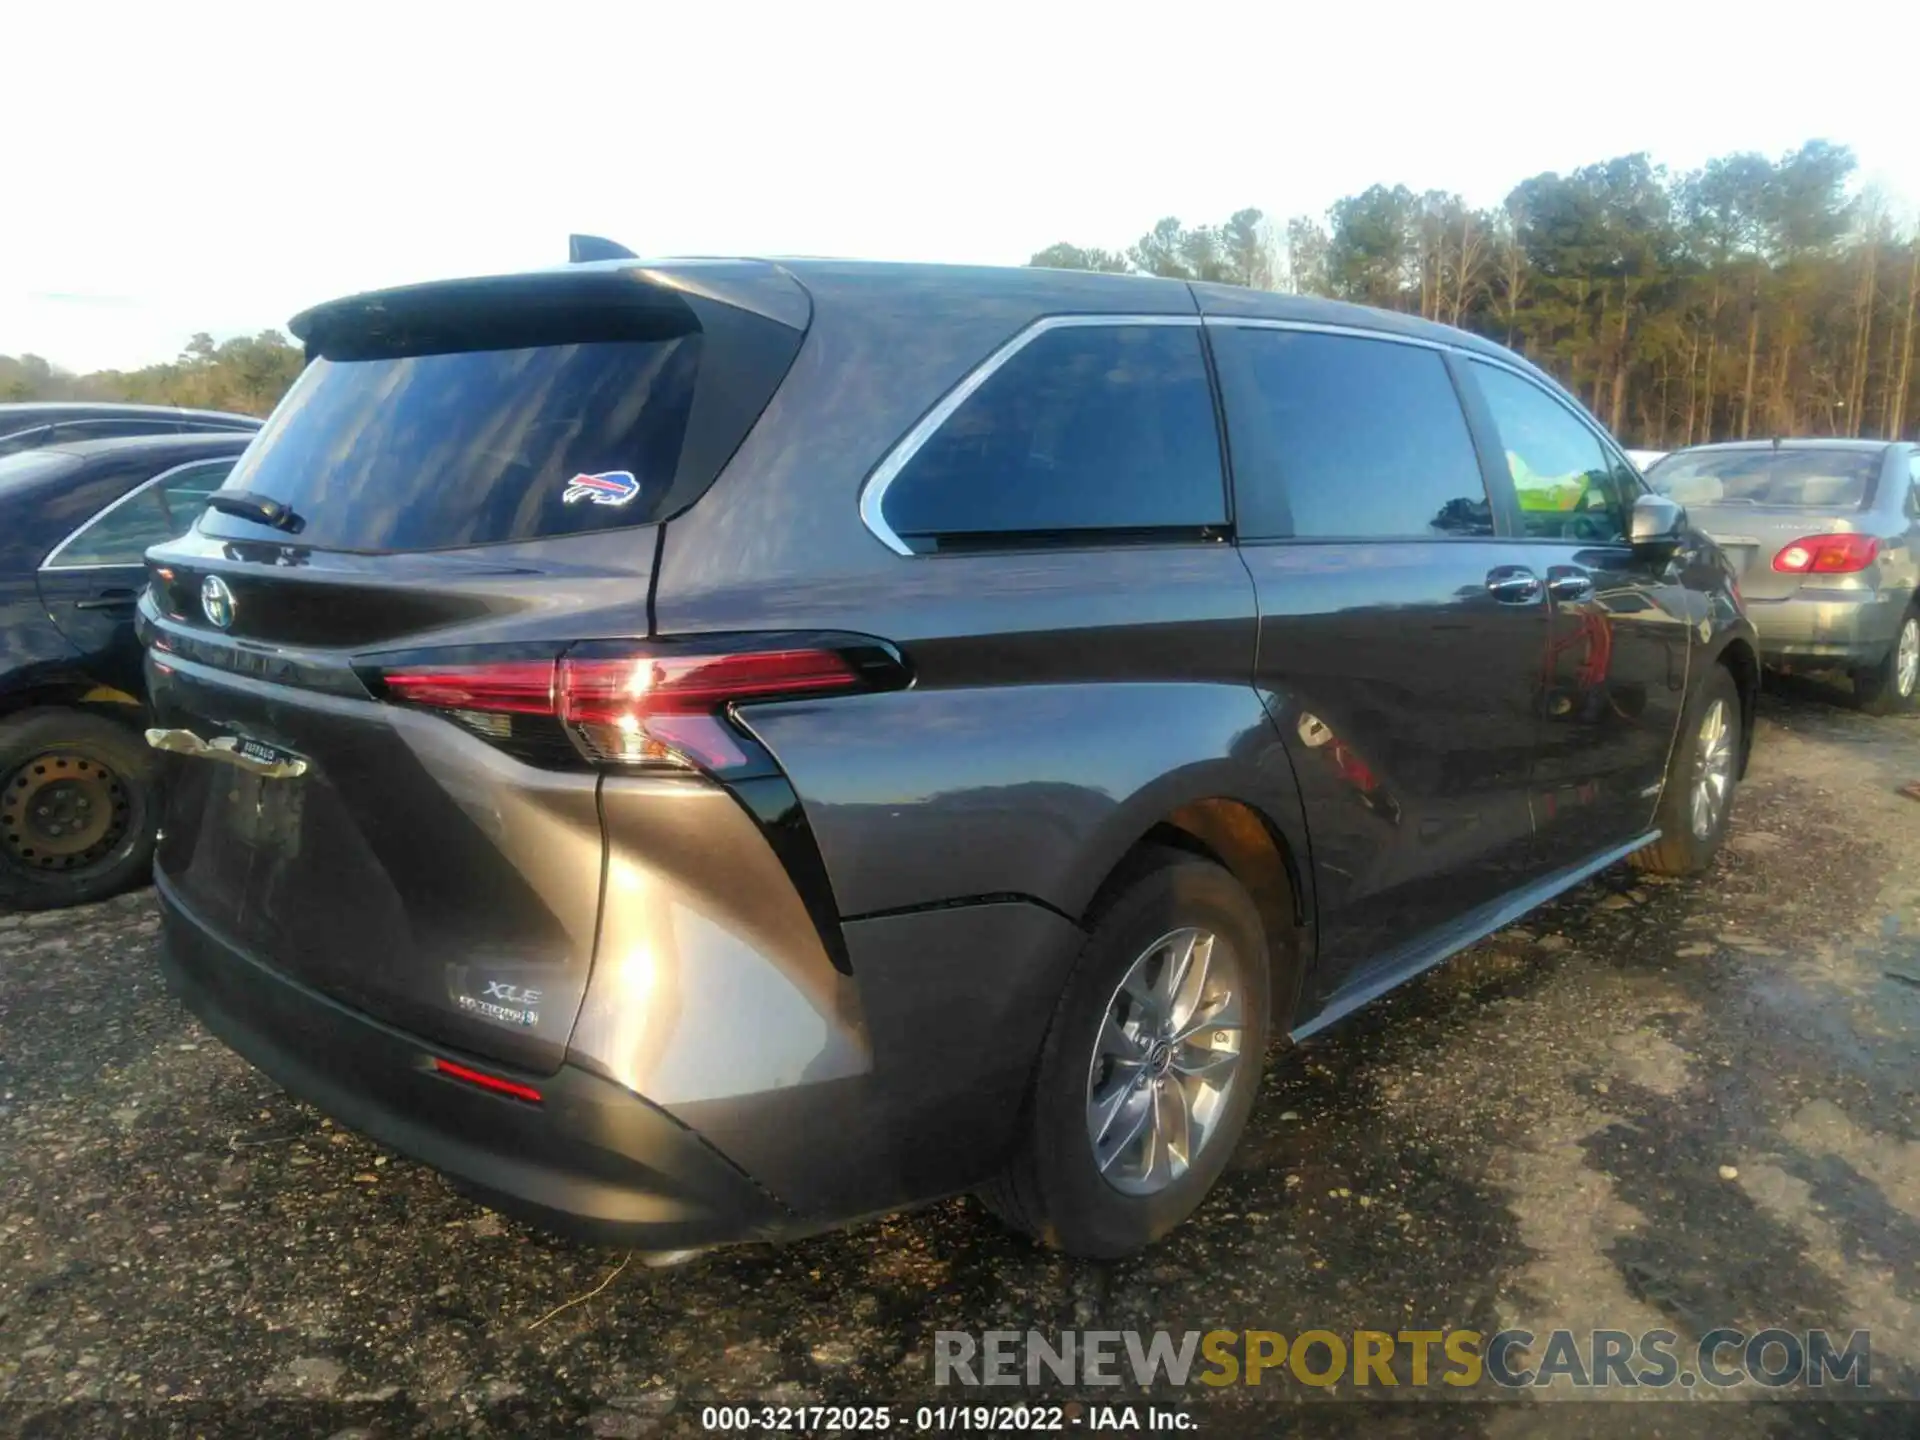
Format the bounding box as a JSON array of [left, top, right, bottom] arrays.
[[156, 460, 233, 530], [1470, 362, 1629, 543], [1908, 456, 1920, 519], [879, 323, 1225, 550], [44, 459, 235, 569], [1209, 326, 1491, 540]]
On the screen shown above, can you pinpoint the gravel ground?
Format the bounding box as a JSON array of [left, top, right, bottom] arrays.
[[3, 682, 1919, 1439]]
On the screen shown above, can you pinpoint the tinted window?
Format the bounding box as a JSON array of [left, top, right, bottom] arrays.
[[47, 459, 238, 568], [1645, 447, 1881, 510], [881, 323, 1224, 548], [1470, 362, 1628, 542], [1211, 327, 1490, 540], [198, 340, 704, 551]]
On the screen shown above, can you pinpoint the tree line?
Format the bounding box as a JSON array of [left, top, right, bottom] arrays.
[[1, 331, 305, 417], [9, 142, 1916, 452], [1032, 141, 1920, 448]]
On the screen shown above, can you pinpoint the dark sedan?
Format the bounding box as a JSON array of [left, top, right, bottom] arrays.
[[0, 401, 260, 458], [0, 431, 253, 908]]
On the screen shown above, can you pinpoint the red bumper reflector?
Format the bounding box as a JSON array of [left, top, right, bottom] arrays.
[[432, 1056, 543, 1104]]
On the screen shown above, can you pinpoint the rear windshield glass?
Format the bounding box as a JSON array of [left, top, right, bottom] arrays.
[[197, 339, 701, 551], [1647, 449, 1880, 509]]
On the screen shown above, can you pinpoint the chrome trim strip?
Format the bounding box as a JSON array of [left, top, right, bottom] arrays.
[[1199, 314, 1448, 352], [40, 456, 238, 573], [857, 313, 1203, 557]]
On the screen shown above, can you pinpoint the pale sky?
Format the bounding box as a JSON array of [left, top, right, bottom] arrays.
[[8, 0, 1918, 373]]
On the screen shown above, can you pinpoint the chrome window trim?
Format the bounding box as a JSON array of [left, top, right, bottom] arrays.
[[856, 309, 1629, 557], [857, 313, 1204, 557], [1199, 314, 1450, 353], [39, 456, 238, 573]]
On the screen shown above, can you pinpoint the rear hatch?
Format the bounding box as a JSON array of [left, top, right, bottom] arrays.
[[142, 263, 811, 1072], [1648, 447, 1886, 600]]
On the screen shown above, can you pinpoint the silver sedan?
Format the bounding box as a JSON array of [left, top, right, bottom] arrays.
[[1647, 440, 1920, 713]]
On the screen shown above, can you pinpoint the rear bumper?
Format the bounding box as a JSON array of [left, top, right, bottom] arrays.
[[1747, 590, 1908, 668], [155, 868, 795, 1250]]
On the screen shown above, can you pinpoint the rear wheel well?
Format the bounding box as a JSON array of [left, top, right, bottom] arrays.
[[1715, 638, 1758, 776], [1091, 799, 1306, 1032]]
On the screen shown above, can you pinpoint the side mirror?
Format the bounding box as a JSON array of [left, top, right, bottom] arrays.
[[1630, 492, 1686, 553]]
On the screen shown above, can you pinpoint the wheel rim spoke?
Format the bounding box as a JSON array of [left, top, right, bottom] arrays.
[[1155, 931, 1197, 1016], [1171, 1037, 1240, 1080], [1167, 932, 1214, 1034], [1170, 993, 1234, 1045], [1153, 1080, 1191, 1181], [1096, 1081, 1155, 1173]]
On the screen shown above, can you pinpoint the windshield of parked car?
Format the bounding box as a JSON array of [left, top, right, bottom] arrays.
[[1646, 449, 1880, 509]]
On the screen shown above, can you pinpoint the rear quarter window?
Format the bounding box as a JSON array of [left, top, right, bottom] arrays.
[[877, 322, 1226, 551]]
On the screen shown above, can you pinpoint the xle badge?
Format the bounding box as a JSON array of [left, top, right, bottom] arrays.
[[562, 470, 640, 507]]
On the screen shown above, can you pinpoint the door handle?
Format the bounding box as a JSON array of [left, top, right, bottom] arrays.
[[1485, 566, 1543, 605], [75, 588, 139, 611], [1546, 568, 1595, 603]]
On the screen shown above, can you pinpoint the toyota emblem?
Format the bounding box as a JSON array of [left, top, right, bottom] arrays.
[[200, 574, 235, 630]]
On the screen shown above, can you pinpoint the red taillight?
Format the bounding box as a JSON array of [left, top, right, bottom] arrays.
[[380, 643, 873, 773], [559, 650, 860, 721], [558, 650, 859, 769], [383, 660, 556, 715], [432, 1056, 542, 1104], [1772, 533, 1879, 574]]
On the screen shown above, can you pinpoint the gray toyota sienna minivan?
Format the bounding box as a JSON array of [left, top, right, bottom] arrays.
[[139, 259, 1758, 1258]]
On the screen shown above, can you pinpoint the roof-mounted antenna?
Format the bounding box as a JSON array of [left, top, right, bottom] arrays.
[[569, 234, 638, 264]]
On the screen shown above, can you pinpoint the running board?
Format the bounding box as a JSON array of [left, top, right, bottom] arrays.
[[1289, 831, 1658, 1043]]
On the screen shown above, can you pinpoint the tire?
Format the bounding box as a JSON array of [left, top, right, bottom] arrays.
[[980, 849, 1271, 1258], [0, 707, 157, 911], [1630, 664, 1742, 878], [1851, 610, 1920, 717]]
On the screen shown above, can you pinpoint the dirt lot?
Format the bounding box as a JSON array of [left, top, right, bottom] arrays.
[[3, 681, 1918, 1439]]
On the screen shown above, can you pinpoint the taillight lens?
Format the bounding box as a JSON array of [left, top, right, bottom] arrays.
[[378, 640, 893, 774], [384, 660, 555, 715], [559, 650, 860, 769], [1773, 533, 1879, 574]]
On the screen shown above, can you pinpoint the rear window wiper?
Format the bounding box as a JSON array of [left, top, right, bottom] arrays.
[[205, 489, 304, 533]]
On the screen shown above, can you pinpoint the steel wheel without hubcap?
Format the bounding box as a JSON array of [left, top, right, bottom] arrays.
[[1, 752, 133, 874], [1085, 926, 1246, 1197], [1689, 699, 1735, 841], [1897, 618, 1920, 699]]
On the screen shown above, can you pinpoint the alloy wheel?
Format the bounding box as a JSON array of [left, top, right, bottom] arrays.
[[1689, 699, 1735, 840], [1085, 927, 1247, 1197], [1896, 618, 1919, 699]]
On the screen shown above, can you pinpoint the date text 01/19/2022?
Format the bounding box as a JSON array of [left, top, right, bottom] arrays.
[[696, 1403, 1196, 1431]]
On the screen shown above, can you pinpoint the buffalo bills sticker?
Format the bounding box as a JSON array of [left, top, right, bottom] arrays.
[[562, 470, 641, 507]]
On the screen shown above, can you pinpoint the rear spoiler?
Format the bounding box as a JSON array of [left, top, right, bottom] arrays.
[[569, 234, 639, 264], [291, 261, 811, 362]]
